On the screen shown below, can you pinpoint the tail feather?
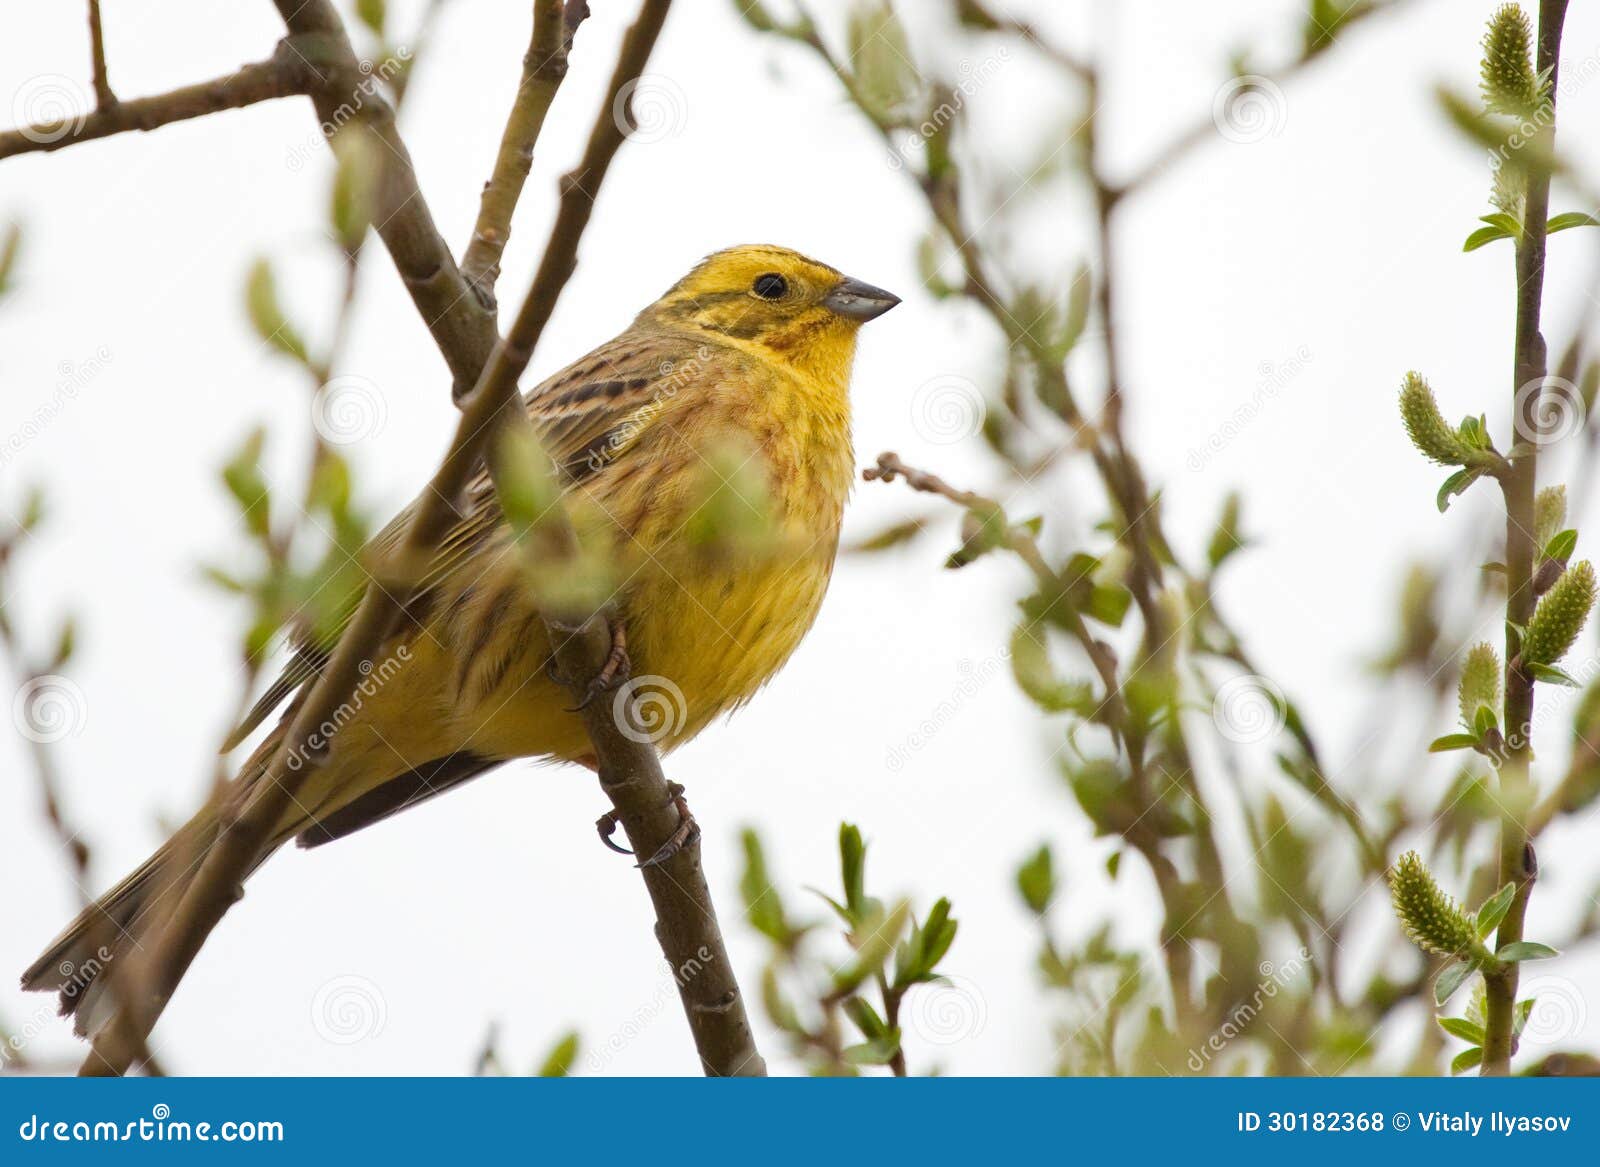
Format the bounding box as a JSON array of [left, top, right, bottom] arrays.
[[21, 727, 288, 1037]]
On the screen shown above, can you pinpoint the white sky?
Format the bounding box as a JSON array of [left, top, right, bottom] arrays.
[[4, 0, 1600, 1074]]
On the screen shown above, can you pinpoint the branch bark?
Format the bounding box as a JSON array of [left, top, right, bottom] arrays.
[[76, 0, 761, 1079], [1482, 0, 1571, 1078], [459, 0, 580, 309], [87, 0, 116, 109], [0, 41, 309, 161]]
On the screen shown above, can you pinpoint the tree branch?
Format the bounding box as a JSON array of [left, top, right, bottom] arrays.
[[87, 0, 116, 109], [0, 42, 309, 161], [460, 0, 583, 309], [1482, 0, 1571, 1079]]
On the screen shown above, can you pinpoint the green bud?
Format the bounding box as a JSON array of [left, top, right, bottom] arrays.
[[329, 130, 380, 253], [1399, 372, 1468, 466], [1535, 485, 1567, 551], [354, 0, 386, 35], [0, 222, 20, 301], [1388, 851, 1483, 960], [1524, 560, 1596, 666], [1480, 5, 1541, 117], [1015, 844, 1055, 914], [245, 258, 309, 364], [1458, 642, 1502, 729]]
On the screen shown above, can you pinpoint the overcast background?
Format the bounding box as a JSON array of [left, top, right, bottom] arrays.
[[4, 0, 1600, 1074]]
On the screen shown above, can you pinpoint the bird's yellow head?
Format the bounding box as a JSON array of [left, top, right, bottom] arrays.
[[640, 244, 899, 384]]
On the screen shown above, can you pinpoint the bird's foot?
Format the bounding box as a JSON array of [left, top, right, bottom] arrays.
[[638, 782, 701, 869], [567, 617, 630, 712], [596, 809, 632, 855]]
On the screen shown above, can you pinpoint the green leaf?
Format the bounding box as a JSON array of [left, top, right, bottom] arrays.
[[1085, 584, 1132, 628], [1476, 883, 1516, 937], [1438, 1016, 1486, 1044], [1450, 1046, 1484, 1075], [1437, 467, 1483, 512], [244, 258, 309, 364], [1429, 733, 1480, 753], [842, 1034, 902, 1066], [1544, 528, 1578, 563], [839, 823, 868, 923], [1463, 223, 1515, 252], [536, 1030, 580, 1077], [1528, 663, 1580, 688], [1514, 998, 1535, 1037], [1015, 844, 1055, 915], [843, 996, 889, 1041], [1472, 704, 1499, 738], [1547, 212, 1600, 234], [1497, 940, 1559, 962], [1435, 960, 1474, 1005]]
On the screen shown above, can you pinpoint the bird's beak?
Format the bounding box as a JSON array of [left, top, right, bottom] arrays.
[[823, 276, 901, 322]]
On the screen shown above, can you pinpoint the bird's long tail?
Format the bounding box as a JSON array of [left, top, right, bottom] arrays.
[[20, 727, 288, 1038]]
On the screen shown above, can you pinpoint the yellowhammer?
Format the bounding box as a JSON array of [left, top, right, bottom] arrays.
[[23, 244, 899, 1031]]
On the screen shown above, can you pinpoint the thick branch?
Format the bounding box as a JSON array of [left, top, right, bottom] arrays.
[[0, 42, 308, 161]]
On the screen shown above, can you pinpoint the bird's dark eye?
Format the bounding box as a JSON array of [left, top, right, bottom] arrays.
[[752, 273, 788, 300]]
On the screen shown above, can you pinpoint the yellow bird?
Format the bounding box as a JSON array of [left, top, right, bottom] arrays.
[[23, 244, 899, 1032]]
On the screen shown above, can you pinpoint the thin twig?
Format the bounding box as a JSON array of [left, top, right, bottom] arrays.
[[0, 42, 310, 161], [1481, 0, 1571, 1078], [87, 1, 116, 109], [459, 0, 582, 309]]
